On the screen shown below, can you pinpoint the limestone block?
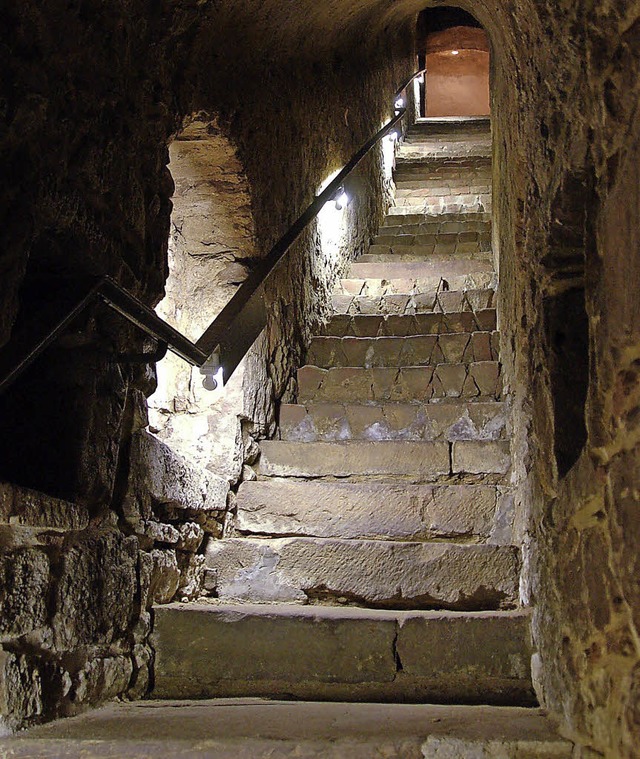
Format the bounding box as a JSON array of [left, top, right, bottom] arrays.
[[258, 440, 450, 479], [453, 441, 511, 475], [176, 522, 205, 553], [236, 480, 498, 539], [72, 655, 133, 705], [397, 611, 532, 681], [176, 552, 206, 600], [148, 549, 180, 605], [152, 603, 398, 698], [206, 538, 520, 609], [0, 548, 49, 637], [125, 431, 229, 520], [0, 651, 43, 729], [143, 520, 180, 545], [0, 482, 89, 531], [53, 531, 139, 649]]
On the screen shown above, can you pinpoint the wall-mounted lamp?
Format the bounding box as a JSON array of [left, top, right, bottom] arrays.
[[388, 130, 399, 142], [394, 97, 405, 110], [200, 350, 224, 391], [451, 50, 460, 55], [333, 186, 350, 210]]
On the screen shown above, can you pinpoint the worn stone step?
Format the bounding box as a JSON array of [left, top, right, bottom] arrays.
[[204, 538, 520, 609], [258, 440, 511, 478], [236, 480, 508, 540], [152, 604, 534, 704], [346, 258, 493, 283], [306, 332, 499, 368], [387, 199, 492, 215], [359, 251, 491, 264], [319, 310, 496, 337], [373, 230, 491, 246], [383, 211, 492, 226], [296, 363, 502, 404], [279, 400, 508, 442], [6, 701, 574, 758], [337, 269, 496, 296], [330, 288, 495, 316]]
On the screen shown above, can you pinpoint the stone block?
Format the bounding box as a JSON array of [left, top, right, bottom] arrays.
[[147, 548, 180, 605], [397, 611, 532, 682], [206, 537, 520, 609], [258, 440, 450, 479], [152, 603, 397, 698], [0, 482, 89, 531], [53, 530, 139, 649], [236, 480, 498, 540], [0, 548, 49, 637], [453, 441, 511, 475], [0, 651, 43, 729]]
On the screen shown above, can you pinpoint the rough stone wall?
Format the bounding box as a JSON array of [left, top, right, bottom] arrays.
[[465, 0, 640, 755], [0, 0, 413, 730]]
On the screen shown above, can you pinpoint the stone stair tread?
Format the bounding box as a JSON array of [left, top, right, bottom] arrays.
[[235, 479, 508, 541], [204, 537, 521, 610], [359, 252, 491, 264], [383, 211, 492, 226], [8, 700, 573, 757], [319, 310, 496, 337], [330, 288, 495, 315], [306, 332, 499, 368], [152, 602, 534, 704], [337, 271, 497, 296], [258, 439, 510, 478], [346, 259, 494, 280], [296, 363, 502, 404], [279, 400, 508, 442]]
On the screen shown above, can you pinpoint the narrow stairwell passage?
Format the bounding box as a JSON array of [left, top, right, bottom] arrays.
[[151, 118, 536, 707]]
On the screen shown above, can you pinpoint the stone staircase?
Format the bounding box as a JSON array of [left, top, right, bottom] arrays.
[[152, 118, 535, 708]]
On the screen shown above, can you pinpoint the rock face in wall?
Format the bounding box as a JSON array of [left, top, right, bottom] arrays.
[[0, 0, 412, 730]]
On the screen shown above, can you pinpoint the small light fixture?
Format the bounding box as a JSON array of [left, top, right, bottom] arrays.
[[333, 186, 349, 210], [200, 350, 224, 391], [388, 130, 399, 142], [416, 72, 425, 84], [451, 50, 460, 55], [394, 97, 404, 109]]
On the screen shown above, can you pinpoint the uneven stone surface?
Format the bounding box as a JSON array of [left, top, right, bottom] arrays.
[[236, 480, 503, 540], [1, 700, 572, 758], [296, 364, 502, 403], [257, 440, 451, 478], [151, 604, 533, 702], [279, 400, 508, 442], [319, 310, 497, 337], [205, 538, 520, 608]]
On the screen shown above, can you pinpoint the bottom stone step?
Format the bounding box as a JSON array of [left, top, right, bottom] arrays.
[[204, 537, 520, 609], [6, 700, 574, 759], [152, 603, 535, 705]]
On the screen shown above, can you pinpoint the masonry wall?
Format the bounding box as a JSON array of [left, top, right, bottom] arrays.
[[0, 0, 413, 729]]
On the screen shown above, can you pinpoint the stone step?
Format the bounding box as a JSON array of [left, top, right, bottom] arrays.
[[373, 230, 491, 247], [204, 538, 520, 609], [257, 440, 511, 478], [375, 221, 491, 238], [306, 332, 499, 368], [235, 480, 508, 540], [279, 400, 508, 442], [383, 211, 492, 226], [296, 364, 502, 404], [152, 604, 534, 703], [331, 288, 495, 316], [387, 200, 492, 215], [319, 310, 496, 337], [359, 251, 491, 264], [6, 701, 574, 758], [336, 269, 496, 296]]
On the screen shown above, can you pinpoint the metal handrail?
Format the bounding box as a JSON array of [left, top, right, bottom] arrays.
[[0, 77, 422, 396]]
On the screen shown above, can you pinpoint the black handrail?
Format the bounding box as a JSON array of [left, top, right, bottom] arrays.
[[0, 87, 417, 396]]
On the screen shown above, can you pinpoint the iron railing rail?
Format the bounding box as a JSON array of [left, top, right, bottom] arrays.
[[0, 68, 426, 395]]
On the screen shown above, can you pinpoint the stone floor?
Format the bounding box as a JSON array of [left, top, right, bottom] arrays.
[[1, 699, 573, 758]]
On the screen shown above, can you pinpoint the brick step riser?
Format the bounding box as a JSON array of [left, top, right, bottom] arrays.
[[152, 604, 534, 705], [306, 332, 499, 369], [258, 440, 511, 479], [331, 289, 495, 316], [235, 480, 510, 542], [321, 310, 496, 337], [296, 363, 502, 404], [205, 537, 520, 610], [336, 272, 497, 296], [279, 401, 508, 443]]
